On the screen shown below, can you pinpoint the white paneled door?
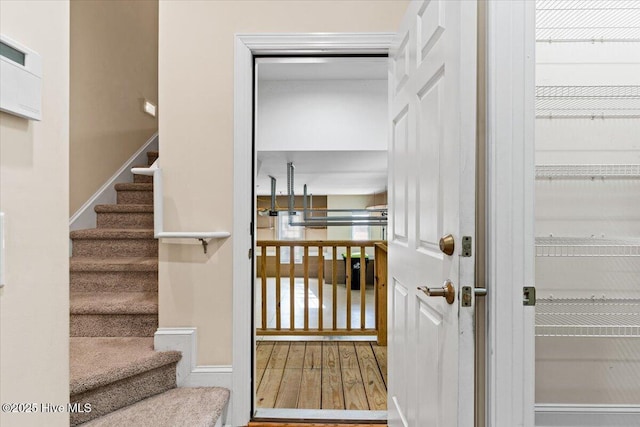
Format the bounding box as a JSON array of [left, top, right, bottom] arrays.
[[387, 1, 477, 426]]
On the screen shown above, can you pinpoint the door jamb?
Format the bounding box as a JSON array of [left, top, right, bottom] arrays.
[[484, 2, 536, 427]]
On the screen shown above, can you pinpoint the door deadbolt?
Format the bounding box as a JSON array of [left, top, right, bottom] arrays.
[[439, 234, 455, 256], [418, 280, 456, 305]]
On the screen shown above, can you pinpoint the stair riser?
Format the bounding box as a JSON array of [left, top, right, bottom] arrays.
[[117, 190, 153, 205], [70, 362, 176, 426], [72, 239, 158, 258], [71, 314, 157, 337], [134, 174, 153, 183], [97, 212, 154, 229], [70, 271, 157, 293], [147, 152, 158, 165]]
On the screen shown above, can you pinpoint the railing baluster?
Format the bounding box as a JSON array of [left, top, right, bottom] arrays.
[[360, 246, 366, 330], [346, 246, 352, 331], [332, 246, 337, 331], [261, 244, 267, 331], [255, 240, 385, 339], [318, 245, 324, 331], [290, 246, 295, 331], [275, 245, 281, 331], [304, 246, 309, 331]]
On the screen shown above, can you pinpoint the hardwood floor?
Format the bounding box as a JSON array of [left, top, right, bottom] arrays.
[[256, 341, 387, 411]]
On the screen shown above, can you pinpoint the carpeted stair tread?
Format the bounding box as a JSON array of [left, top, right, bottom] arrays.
[[95, 204, 154, 213], [115, 183, 153, 191], [80, 387, 229, 427], [71, 229, 154, 239], [70, 337, 181, 396], [70, 257, 158, 272], [71, 292, 158, 315]]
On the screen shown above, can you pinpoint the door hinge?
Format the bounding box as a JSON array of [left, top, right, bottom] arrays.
[[461, 236, 472, 257], [248, 248, 253, 259], [523, 286, 536, 306]]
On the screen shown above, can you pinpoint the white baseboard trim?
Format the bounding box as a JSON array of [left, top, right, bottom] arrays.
[[69, 132, 158, 231], [154, 328, 233, 425], [536, 404, 640, 426]]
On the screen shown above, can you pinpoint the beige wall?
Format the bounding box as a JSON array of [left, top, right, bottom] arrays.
[[0, 1, 70, 426], [70, 0, 158, 214], [159, 0, 407, 365]]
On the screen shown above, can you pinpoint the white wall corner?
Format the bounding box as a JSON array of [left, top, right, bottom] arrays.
[[154, 328, 233, 424]]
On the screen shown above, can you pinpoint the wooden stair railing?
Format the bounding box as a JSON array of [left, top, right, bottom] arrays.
[[256, 240, 387, 345]]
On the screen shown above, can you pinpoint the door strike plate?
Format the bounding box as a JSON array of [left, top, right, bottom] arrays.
[[461, 236, 472, 257], [523, 286, 536, 306], [461, 286, 472, 307]]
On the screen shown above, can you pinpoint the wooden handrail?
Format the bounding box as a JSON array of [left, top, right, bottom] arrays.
[[256, 239, 386, 344]]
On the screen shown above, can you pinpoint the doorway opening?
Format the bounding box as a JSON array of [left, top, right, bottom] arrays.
[[252, 56, 389, 422]]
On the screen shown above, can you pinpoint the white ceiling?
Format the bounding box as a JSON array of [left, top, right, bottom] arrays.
[[255, 57, 388, 196], [256, 150, 387, 196]]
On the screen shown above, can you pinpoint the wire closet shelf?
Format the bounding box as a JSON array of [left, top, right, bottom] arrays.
[[536, 0, 640, 43], [536, 237, 640, 257], [536, 85, 640, 118], [536, 164, 640, 179], [536, 298, 640, 337]]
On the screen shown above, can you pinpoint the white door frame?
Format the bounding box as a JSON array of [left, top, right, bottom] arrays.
[[232, 33, 393, 426], [484, 1, 536, 426], [232, 3, 535, 424]]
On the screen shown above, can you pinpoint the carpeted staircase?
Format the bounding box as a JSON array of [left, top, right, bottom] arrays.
[[69, 151, 229, 426]]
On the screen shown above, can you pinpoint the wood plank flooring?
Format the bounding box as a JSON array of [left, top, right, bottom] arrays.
[[256, 341, 387, 411]]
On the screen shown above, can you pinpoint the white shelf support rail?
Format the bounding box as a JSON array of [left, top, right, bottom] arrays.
[[132, 165, 230, 253]]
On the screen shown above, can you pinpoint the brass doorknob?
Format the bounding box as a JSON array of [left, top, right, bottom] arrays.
[[418, 280, 455, 305], [439, 234, 455, 256]]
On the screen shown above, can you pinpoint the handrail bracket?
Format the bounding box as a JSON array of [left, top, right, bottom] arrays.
[[198, 238, 209, 254]]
